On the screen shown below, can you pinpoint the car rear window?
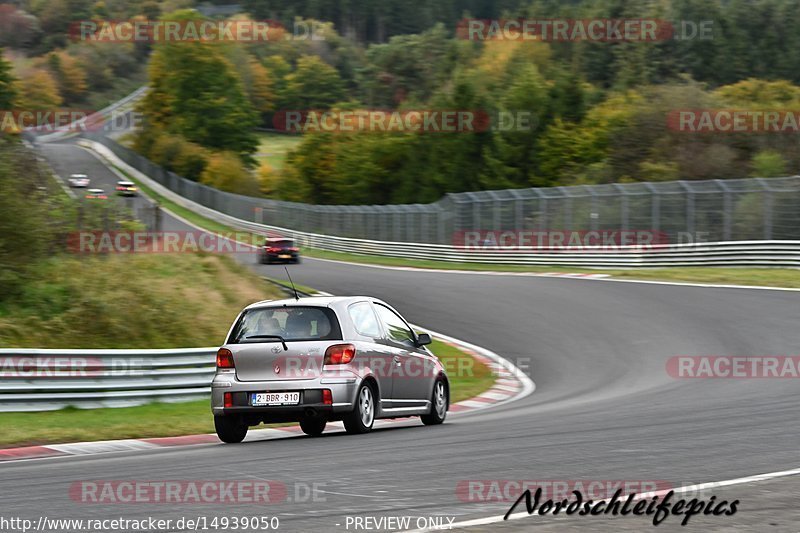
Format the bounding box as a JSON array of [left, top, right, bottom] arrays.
[[228, 306, 341, 343]]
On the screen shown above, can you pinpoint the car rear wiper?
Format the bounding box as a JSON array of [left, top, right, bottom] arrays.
[[244, 335, 288, 351]]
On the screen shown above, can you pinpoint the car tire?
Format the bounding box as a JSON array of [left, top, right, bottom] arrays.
[[343, 382, 376, 434], [214, 415, 248, 443], [420, 379, 448, 425], [294, 257, 301, 264], [299, 417, 327, 436]]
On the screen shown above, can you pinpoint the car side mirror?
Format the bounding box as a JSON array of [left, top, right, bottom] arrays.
[[415, 332, 432, 346]]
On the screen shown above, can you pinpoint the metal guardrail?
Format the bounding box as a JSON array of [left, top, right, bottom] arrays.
[[85, 139, 800, 268], [0, 348, 216, 412], [84, 133, 800, 245]]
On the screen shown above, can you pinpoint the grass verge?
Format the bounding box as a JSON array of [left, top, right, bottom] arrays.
[[255, 132, 303, 171], [0, 253, 282, 348], [0, 401, 215, 448]]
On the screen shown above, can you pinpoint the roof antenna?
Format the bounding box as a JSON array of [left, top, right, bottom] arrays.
[[284, 266, 300, 301]]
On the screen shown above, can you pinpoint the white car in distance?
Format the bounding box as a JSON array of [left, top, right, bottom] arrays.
[[68, 174, 90, 188]]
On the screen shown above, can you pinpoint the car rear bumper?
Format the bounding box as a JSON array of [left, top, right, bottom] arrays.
[[211, 372, 358, 420], [262, 251, 299, 262]]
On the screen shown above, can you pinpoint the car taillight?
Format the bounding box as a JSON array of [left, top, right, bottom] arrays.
[[324, 344, 356, 365], [224, 392, 233, 408], [290, 247, 299, 252], [216, 348, 235, 368], [322, 389, 332, 405], [267, 247, 281, 252]]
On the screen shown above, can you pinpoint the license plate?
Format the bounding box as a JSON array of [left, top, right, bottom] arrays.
[[279, 254, 291, 259], [250, 392, 300, 406]]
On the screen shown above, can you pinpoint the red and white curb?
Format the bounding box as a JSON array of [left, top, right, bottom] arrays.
[[0, 334, 532, 464], [536, 272, 609, 278]]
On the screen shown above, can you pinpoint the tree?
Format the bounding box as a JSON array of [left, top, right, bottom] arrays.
[[490, 63, 551, 187], [751, 150, 787, 178], [0, 51, 15, 109], [14, 68, 62, 110], [284, 55, 345, 109], [715, 79, 800, 106], [0, 139, 55, 299], [262, 55, 292, 110], [139, 13, 258, 164], [200, 152, 260, 195], [47, 51, 87, 103], [362, 24, 456, 106], [0, 5, 42, 49], [226, 51, 275, 122]]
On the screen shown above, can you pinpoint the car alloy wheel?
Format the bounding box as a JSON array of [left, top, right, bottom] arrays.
[[359, 386, 374, 427], [434, 381, 446, 418]]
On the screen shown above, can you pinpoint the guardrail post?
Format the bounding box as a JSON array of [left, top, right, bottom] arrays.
[[514, 194, 523, 230], [472, 197, 480, 233], [643, 182, 660, 235], [590, 189, 599, 231], [680, 181, 695, 238], [714, 180, 732, 241], [757, 178, 774, 240], [613, 183, 629, 231]]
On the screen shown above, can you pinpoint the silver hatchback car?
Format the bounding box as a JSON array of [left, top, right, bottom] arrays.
[[211, 296, 449, 442]]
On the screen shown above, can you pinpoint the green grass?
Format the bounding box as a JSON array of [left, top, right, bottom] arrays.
[[305, 247, 580, 272], [0, 337, 493, 448], [598, 267, 800, 287], [0, 401, 216, 448], [255, 132, 303, 171], [0, 253, 282, 348], [430, 338, 495, 402], [263, 276, 321, 297]]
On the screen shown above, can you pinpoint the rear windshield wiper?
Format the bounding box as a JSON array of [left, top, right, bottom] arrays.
[[244, 335, 288, 351]]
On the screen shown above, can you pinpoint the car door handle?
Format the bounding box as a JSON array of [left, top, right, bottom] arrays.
[[393, 356, 401, 365]]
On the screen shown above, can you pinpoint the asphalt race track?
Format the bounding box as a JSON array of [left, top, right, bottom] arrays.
[[4, 139, 798, 532]]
